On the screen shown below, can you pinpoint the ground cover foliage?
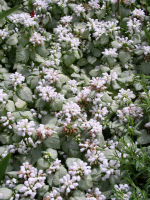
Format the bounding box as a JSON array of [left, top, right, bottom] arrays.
[[0, 0, 150, 199]]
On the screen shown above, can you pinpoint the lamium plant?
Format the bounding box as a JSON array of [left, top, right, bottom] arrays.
[[0, 0, 150, 199]]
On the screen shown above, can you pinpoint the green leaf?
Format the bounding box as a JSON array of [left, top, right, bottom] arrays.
[[44, 133, 60, 149], [119, 51, 131, 64], [15, 98, 27, 110], [0, 153, 11, 182], [87, 56, 97, 65], [70, 190, 86, 200], [0, 5, 20, 20], [6, 33, 18, 46], [139, 62, 150, 75], [17, 86, 33, 103], [63, 54, 76, 66], [66, 158, 81, 168], [0, 188, 12, 200], [78, 175, 93, 190], [16, 46, 29, 63], [37, 158, 49, 170], [53, 166, 67, 186]]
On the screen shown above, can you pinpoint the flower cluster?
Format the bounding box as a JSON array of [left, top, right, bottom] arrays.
[[30, 32, 45, 45], [0, 112, 14, 129], [9, 13, 37, 27], [46, 159, 61, 174], [16, 119, 35, 137], [10, 72, 25, 90], [85, 188, 106, 200], [0, 89, 7, 104], [56, 101, 81, 127], [0, 0, 150, 199], [117, 104, 143, 123], [0, 29, 9, 40], [43, 189, 63, 200], [112, 184, 132, 200], [18, 162, 46, 198], [115, 89, 135, 104]]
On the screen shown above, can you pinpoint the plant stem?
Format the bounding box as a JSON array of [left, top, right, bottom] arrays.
[[118, 0, 121, 19]]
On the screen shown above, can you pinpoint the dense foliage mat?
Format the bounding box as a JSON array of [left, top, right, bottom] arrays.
[[0, 0, 150, 199]]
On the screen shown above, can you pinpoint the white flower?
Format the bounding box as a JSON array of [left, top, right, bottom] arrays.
[[9, 13, 36, 27], [116, 88, 135, 103], [30, 32, 45, 45], [18, 162, 45, 198], [57, 101, 81, 125], [50, 0, 69, 7], [113, 184, 132, 200], [11, 138, 39, 154], [10, 72, 25, 90], [132, 8, 145, 19], [102, 71, 118, 84], [59, 174, 79, 194], [86, 188, 106, 200], [41, 67, 59, 84], [115, 36, 133, 46], [36, 124, 55, 140], [74, 4, 85, 16], [102, 48, 118, 58], [76, 87, 91, 102], [127, 18, 141, 34], [90, 77, 107, 91], [145, 122, 150, 129], [142, 46, 150, 55], [60, 16, 72, 24], [0, 89, 7, 104], [0, 112, 14, 129], [88, 0, 100, 9], [37, 83, 64, 102], [69, 161, 91, 176], [54, 24, 80, 51], [68, 80, 78, 94], [117, 104, 143, 123], [16, 119, 35, 137], [33, 0, 48, 11], [87, 19, 119, 40], [45, 189, 63, 200], [5, 178, 17, 188], [110, 0, 118, 4], [82, 119, 102, 138], [0, 29, 9, 39], [91, 104, 108, 120], [46, 159, 61, 174]]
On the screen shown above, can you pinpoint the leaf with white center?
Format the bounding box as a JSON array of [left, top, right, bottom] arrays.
[[6, 34, 18, 46], [6, 100, 15, 112], [63, 54, 76, 66], [66, 158, 82, 168], [16, 46, 29, 63], [44, 133, 60, 149], [45, 148, 58, 160], [17, 86, 32, 103], [37, 158, 49, 170], [0, 188, 12, 200], [53, 166, 67, 186], [119, 51, 131, 64], [78, 175, 93, 191]]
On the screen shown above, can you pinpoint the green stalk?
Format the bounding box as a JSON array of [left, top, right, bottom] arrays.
[[118, 0, 121, 19], [0, 5, 20, 20]]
